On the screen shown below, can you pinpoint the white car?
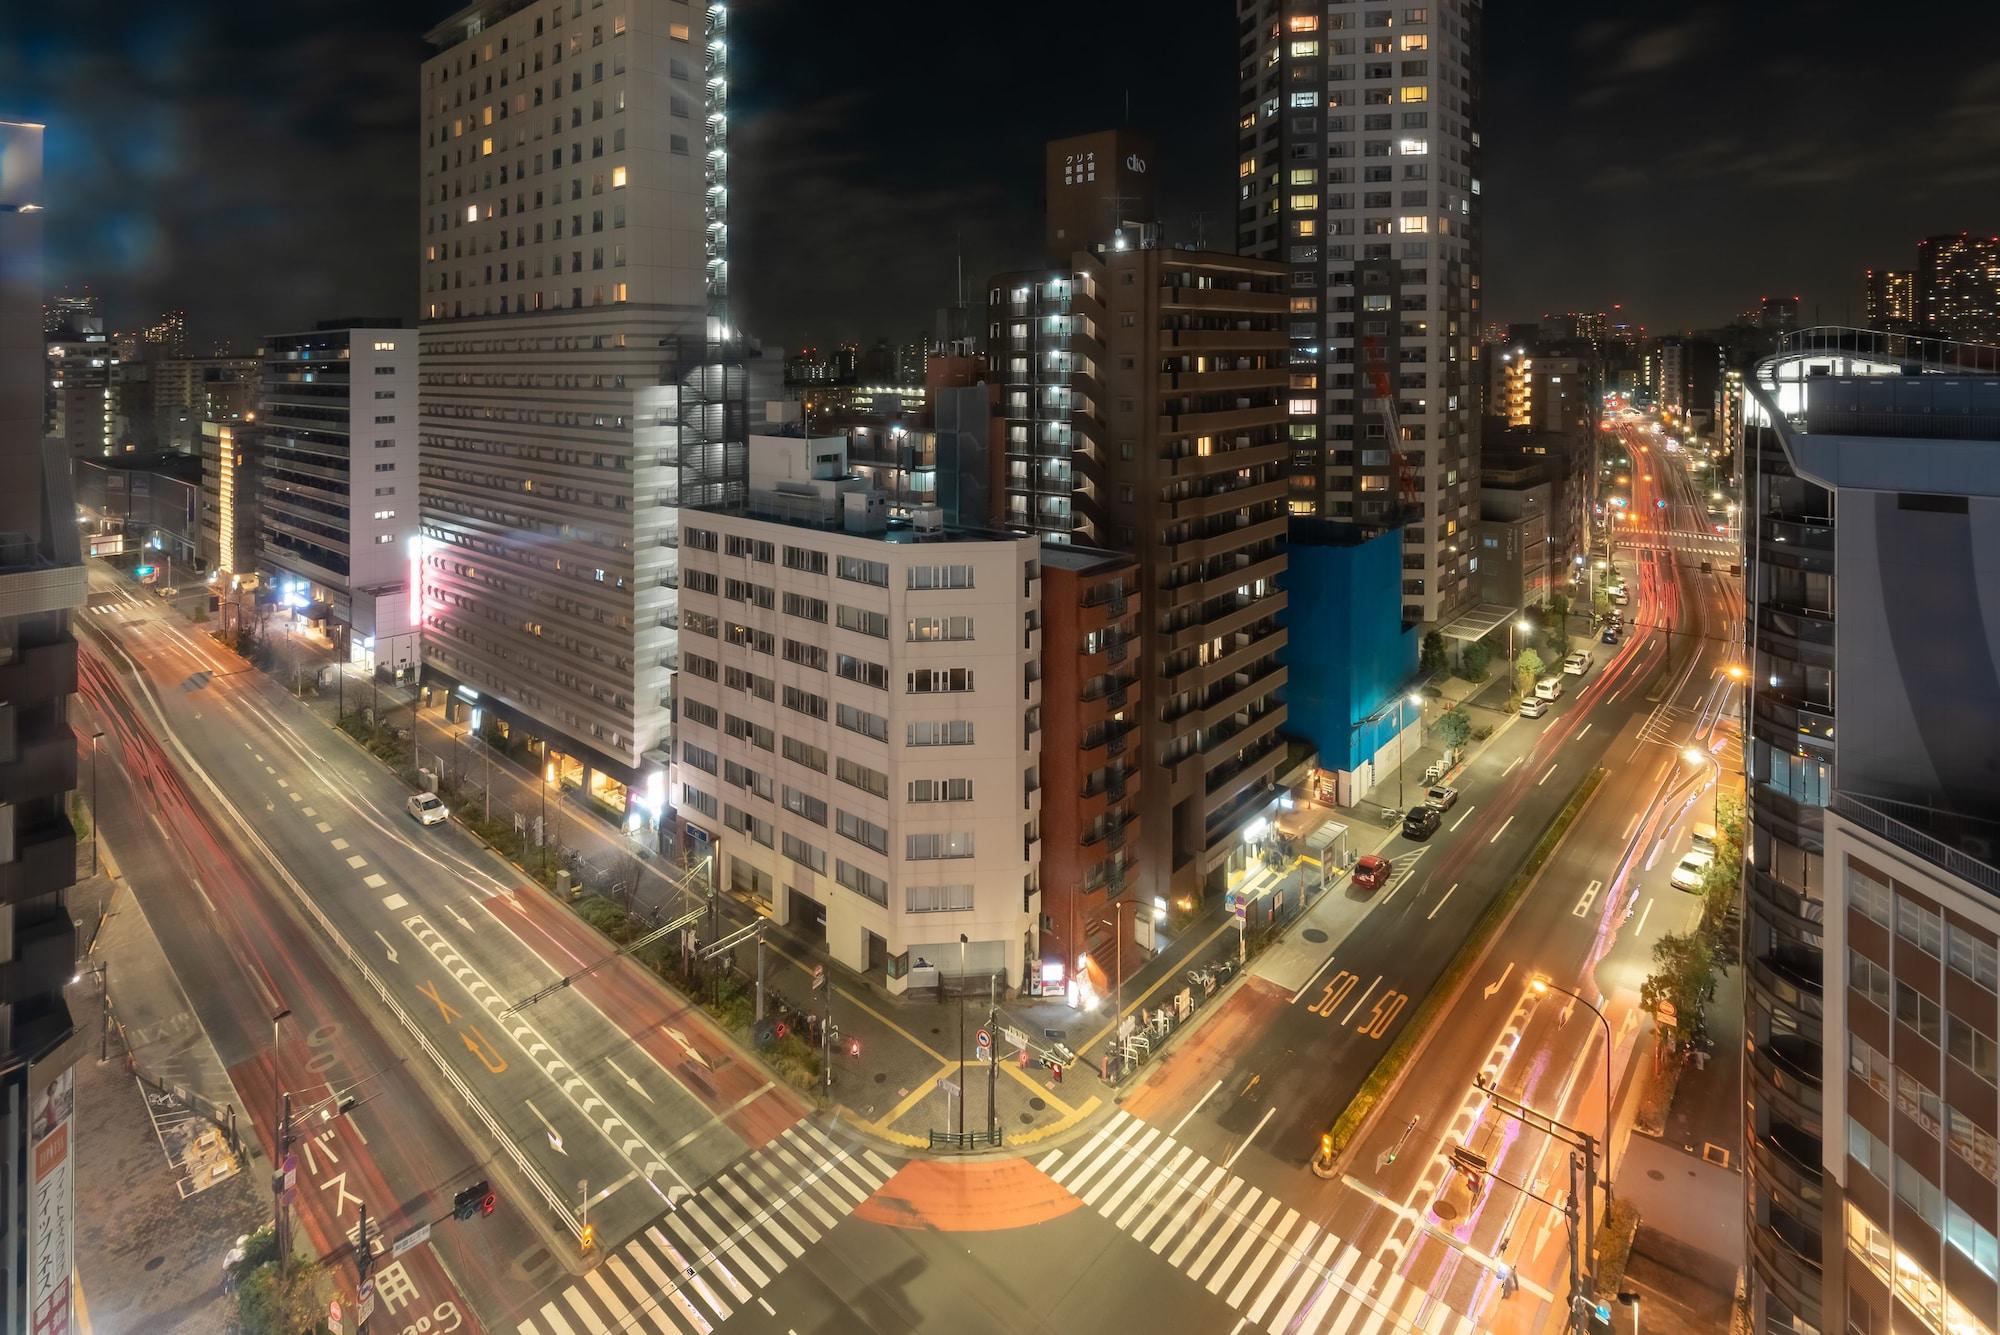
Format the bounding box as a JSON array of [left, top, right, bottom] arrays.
[[1670, 848, 1716, 893], [1518, 696, 1549, 718], [1562, 651, 1591, 676], [407, 792, 449, 826], [1535, 675, 1564, 701]]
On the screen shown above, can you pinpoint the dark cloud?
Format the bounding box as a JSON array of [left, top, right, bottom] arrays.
[[4, 1, 1993, 348]]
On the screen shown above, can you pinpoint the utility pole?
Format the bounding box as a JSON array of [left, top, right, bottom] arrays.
[[88, 730, 103, 875], [1472, 1072, 1603, 1333], [986, 974, 998, 1141], [820, 963, 832, 1101], [273, 1091, 294, 1269], [957, 933, 968, 1138], [356, 1198, 373, 1335]]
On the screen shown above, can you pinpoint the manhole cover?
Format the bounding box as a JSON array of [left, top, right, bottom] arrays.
[[1303, 929, 1328, 943], [930, 1027, 941, 1036], [1432, 1201, 1458, 1221], [1028, 1097, 1047, 1112], [144, 1256, 165, 1272], [1647, 1169, 1665, 1181], [1020, 1112, 1034, 1124], [874, 1072, 887, 1083]]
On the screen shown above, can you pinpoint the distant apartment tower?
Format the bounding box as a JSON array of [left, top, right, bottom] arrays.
[[141, 309, 187, 358], [1864, 268, 1914, 331], [199, 419, 259, 579], [670, 433, 1043, 990], [1238, 0, 1486, 626], [418, 0, 741, 819], [1916, 232, 2000, 344], [155, 355, 261, 454], [990, 229, 1291, 900], [1741, 328, 2000, 1335], [42, 331, 118, 458], [41, 288, 96, 338], [1657, 335, 1725, 437], [0, 118, 85, 1335], [257, 324, 421, 673]]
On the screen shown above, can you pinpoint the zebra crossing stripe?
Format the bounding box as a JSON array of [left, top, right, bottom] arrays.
[[1082, 1127, 1158, 1207], [1207, 1194, 1280, 1295], [603, 1255, 673, 1334], [1167, 1173, 1243, 1268], [1243, 1216, 1317, 1321], [1270, 1234, 1348, 1333], [1114, 1144, 1190, 1232]]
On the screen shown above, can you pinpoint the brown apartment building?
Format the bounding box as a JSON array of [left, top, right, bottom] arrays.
[[990, 132, 1291, 903]]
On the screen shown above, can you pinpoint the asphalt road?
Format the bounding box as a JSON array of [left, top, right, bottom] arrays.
[[78, 569, 813, 1331]]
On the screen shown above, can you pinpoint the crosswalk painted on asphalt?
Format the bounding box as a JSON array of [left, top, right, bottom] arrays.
[[1038, 1111, 1481, 1335], [515, 1122, 896, 1335]]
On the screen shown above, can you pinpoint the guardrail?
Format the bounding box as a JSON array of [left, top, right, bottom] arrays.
[[928, 1128, 1003, 1152]]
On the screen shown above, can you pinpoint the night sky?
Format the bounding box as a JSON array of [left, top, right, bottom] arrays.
[[6, 1, 1996, 353]]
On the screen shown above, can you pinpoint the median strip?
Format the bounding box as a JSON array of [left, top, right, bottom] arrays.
[[1320, 766, 1607, 1162]]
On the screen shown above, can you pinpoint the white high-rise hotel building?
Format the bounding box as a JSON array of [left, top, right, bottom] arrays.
[[418, 0, 739, 816], [1239, 0, 1484, 627]]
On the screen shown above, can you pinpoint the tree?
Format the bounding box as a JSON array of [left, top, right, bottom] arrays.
[[1458, 640, 1492, 682], [1640, 929, 1718, 1059], [1433, 706, 1471, 751], [1592, 587, 1613, 619], [1513, 648, 1545, 700], [230, 1230, 330, 1335], [1420, 630, 1446, 675], [1715, 790, 1745, 847], [1547, 592, 1571, 624]]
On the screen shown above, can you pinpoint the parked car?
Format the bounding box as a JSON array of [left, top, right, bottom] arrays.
[[1563, 651, 1591, 676], [1424, 784, 1459, 811], [1670, 848, 1716, 893], [1518, 696, 1550, 718], [406, 792, 450, 826], [1601, 625, 1622, 645], [1352, 854, 1393, 891], [1535, 675, 1564, 701], [1402, 805, 1442, 840], [1690, 822, 1720, 855]]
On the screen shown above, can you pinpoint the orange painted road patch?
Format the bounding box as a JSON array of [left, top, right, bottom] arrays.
[[853, 1158, 1082, 1232]]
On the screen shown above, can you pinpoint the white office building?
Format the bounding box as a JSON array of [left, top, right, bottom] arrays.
[[1239, 0, 1485, 626], [417, 0, 739, 819], [672, 434, 1044, 991]]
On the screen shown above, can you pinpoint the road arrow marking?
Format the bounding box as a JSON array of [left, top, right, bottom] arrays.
[[607, 1056, 653, 1103], [461, 1026, 507, 1074], [526, 1098, 565, 1153], [1482, 962, 1514, 999], [374, 931, 399, 963], [665, 1026, 711, 1070]]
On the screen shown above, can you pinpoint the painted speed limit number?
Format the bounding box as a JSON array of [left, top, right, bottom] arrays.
[[1304, 970, 1408, 1040]]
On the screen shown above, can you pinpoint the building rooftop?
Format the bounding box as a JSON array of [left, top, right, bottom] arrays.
[[700, 502, 1025, 548], [1036, 543, 1134, 572]]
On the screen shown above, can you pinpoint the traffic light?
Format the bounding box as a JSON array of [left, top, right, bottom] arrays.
[[453, 1180, 493, 1221], [580, 1222, 597, 1252], [847, 1037, 861, 1059]]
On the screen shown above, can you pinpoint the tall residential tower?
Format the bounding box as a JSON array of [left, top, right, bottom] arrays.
[[417, 0, 743, 819], [1238, 0, 1484, 627]]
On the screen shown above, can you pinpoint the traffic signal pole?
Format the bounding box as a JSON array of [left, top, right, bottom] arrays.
[[273, 1091, 293, 1269], [986, 977, 998, 1141]]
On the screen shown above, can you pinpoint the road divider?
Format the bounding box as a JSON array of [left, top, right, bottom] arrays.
[[1317, 766, 1607, 1165]]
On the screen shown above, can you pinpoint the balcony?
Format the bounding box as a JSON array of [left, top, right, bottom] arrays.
[[1748, 950, 1825, 1025], [0, 721, 78, 806], [1199, 663, 1288, 734], [1159, 285, 1288, 314], [1748, 1120, 1823, 1218], [1746, 1038, 1824, 1128], [1161, 440, 1287, 479], [0, 639, 77, 704], [1157, 366, 1288, 394], [1164, 326, 1286, 353], [1170, 476, 1289, 521], [1746, 1206, 1823, 1324], [1161, 403, 1287, 438], [0, 818, 75, 902]]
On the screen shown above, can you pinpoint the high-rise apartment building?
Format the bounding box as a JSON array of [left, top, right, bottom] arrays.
[[42, 331, 118, 458], [670, 433, 1043, 990], [155, 355, 261, 454], [990, 237, 1291, 900], [140, 309, 187, 358], [1916, 233, 2000, 345], [40, 288, 96, 338], [417, 0, 742, 818], [1238, 0, 1485, 626], [0, 117, 85, 1335], [1864, 268, 1915, 331], [257, 323, 422, 673], [1741, 328, 2000, 1335]]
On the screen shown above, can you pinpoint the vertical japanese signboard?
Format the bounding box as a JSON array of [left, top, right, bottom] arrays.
[[28, 1067, 75, 1335]]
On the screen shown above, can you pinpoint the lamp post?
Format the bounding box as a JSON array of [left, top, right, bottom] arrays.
[[956, 932, 969, 1138], [88, 730, 104, 876], [1529, 975, 1616, 1211], [1509, 618, 1531, 662]]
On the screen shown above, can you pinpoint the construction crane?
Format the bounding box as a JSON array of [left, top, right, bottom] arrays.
[[1360, 334, 1423, 524]]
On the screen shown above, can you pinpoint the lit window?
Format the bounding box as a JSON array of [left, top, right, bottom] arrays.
[[614, 281, 629, 301], [1289, 193, 1317, 211], [1289, 91, 1319, 108], [1398, 215, 1429, 233], [1399, 85, 1429, 103], [372, 341, 397, 351], [1289, 398, 1318, 414], [1399, 34, 1428, 51], [1295, 218, 1317, 236], [669, 21, 690, 40], [1399, 137, 1429, 155], [1290, 40, 1319, 57], [1290, 168, 1318, 185], [1287, 14, 1318, 31], [1239, 158, 1256, 179], [481, 137, 493, 155], [612, 165, 627, 188], [465, 204, 478, 222], [613, 14, 627, 35]]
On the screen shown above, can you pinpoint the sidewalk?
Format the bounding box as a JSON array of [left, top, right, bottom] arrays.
[[69, 841, 266, 1334]]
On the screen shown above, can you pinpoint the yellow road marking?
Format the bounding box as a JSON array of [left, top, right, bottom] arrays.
[[1011, 1095, 1102, 1146], [1077, 914, 1239, 1054], [763, 940, 950, 1064], [871, 1061, 959, 1130]]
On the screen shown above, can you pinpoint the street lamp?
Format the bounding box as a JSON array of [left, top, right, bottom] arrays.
[[1509, 618, 1531, 661], [1528, 975, 1616, 1211], [541, 756, 558, 879], [957, 932, 969, 1138], [88, 730, 104, 876]]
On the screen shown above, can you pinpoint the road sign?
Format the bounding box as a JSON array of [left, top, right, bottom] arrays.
[[939, 1078, 959, 1097], [812, 963, 825, 989], [392, 1222, 431, 1257], [328, 1298, 343, 1331], [357, 1278, 375, 1321], [1001, 1026, 1030, 1053], [975, 1027, 991, 1051]]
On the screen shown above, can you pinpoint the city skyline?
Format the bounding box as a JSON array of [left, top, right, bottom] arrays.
[[6, 0, 1998, 351]]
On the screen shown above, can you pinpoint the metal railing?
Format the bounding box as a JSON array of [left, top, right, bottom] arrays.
[[1833, 791, 2000, 898]]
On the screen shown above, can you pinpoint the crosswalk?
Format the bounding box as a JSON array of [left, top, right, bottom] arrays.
[[1039, 1111, 1481, 1335], [516, 1122, 897, 1335]]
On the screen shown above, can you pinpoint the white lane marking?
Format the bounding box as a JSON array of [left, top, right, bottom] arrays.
[[1538, 763, 1559, 786], [314, 822, 333, 834], [1575, 723, 1593, 742], [381, 893, 408, 910], [287, 792, 302, 803], [1222, 1105, 1279, 1173], [277, 778, 289, 789], [1340, 976, 1382, 1026], [1622, 813, 1640, 840], [345, 854, 368, 869], [373, 930, 400, 963], [364, 873, 387, 889], [1289, 953, 1341, 1006], [1449, 805, 1476, 831], [758, 1298, 775, 1316], [1502, 756, 1523, 777], [1426, 884, 1458, 921], [1170, 1080, 1225, 1140], [301, 805, 316, 817], [1573, 879, 1603, 917], [331, 837, 350, 850], [1488, 815, 1515, 844], [1482, 961, 1515, 999], [263, 765, 275, 774], [1636, 897, 1654, 935]]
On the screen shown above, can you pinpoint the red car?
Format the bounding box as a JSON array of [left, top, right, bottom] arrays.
[[1352, 855, 1392, 892]]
